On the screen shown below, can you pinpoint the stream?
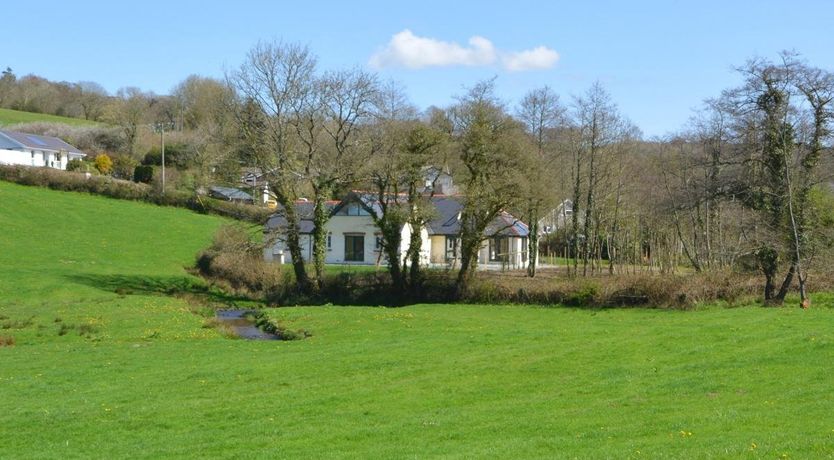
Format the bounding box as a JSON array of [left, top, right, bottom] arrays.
[[215, 310, 279, 340]]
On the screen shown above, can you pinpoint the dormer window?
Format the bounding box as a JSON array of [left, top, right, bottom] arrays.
[[343, 202, 369, 216]]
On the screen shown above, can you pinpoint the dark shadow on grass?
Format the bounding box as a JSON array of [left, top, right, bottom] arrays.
[[65, 273, 252, 306]]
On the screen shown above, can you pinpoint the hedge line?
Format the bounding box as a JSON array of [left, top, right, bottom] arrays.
[[0, 165, 271, 223], [193, 224, 800, 309]]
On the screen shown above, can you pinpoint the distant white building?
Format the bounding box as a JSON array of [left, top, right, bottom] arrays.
[[0, 130, 86, 170], [538, 199, 574, 235]]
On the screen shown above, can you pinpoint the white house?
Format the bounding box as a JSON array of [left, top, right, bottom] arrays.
[[264, 192, 531, 270], [426, 196, 530, 269], [263, 193, 427, 266], [538, 199, 574, 235], [0, 130, 86, 170], [240, 167, 277, 208]]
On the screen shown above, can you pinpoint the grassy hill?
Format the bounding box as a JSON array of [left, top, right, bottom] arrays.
[[1, 180, 833, 458], [0, 108, 100, 127]]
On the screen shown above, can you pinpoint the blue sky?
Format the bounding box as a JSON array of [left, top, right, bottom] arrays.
[[3, 0, 833, 137]]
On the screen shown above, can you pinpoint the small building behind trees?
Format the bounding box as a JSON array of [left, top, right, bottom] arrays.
[[208, 186, 254, 204]]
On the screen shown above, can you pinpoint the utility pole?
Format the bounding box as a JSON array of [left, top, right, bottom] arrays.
[[153, 122, 174, 194]]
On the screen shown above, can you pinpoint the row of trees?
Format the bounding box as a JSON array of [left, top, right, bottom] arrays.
[[4, 45, 832, 305], [662, 53, 834, 306], [0, 68, 234, 161], [230, 43, 833, 304]]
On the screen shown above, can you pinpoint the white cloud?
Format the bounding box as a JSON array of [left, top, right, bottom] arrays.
[[501, 46, 560, 72], [369, 30, 496, 69], [370, 30, 559, 72]]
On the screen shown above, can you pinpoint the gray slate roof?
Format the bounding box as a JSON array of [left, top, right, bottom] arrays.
[[209, 186, 253, 202], [427, 196, 529, 237], [265, 193, 529, 238], [426, 196, 463, 235], [0, 130, 86, 155], [265, 200, 339, 234]]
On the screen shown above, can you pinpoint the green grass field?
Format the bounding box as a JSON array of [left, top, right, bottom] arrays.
[[0, 108, 99, 127], [1, 180, 833, 458]]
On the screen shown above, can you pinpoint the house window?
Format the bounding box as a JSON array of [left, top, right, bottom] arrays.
[[374, 234, 383, 251], [344, 234, 365, 262], [327, 233, 332, 251], [521, 237, 528, 263], [488, 237, 509, 262], [343, 203, 369, 216], [56, 153, 62, 162], [445, 236, 458, 261], [30, 151, 35, 159]]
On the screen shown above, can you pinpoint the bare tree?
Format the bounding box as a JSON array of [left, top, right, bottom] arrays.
[[75, 81, 109, 121], [105, 87, 150, 156], [571, 82, 624, 275], [516, 86, 566, 277], [363, 83, 447, 292], [307, 68, 379, 286], [229, 41, 318, 292]]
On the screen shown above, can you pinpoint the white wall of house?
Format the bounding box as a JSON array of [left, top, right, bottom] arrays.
[[429, 235, 445, 263], [427, 235, 530, 269], [264, 214, 419, 266], [265, 218, 531, 270], [325, 214, 381, 264], [0, 149, 32, 166], [479, 236, 528, 268], [0, 148, 80, 170]]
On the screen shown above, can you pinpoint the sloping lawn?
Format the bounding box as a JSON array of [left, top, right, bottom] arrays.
[[0, 108, 100, 127], [1, 180, 833, 458]]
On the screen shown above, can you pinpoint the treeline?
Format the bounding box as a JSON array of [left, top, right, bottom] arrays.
[[3, 45, 833, 307], [222, 43, 833, 306], [658, 53, 834, 306], [0, 66, 243, 194]]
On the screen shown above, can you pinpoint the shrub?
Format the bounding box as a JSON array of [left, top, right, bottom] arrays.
[[111, 154, 138, 180], [133, 165, 154, 183], [143, 143, 193, 168], [94, 154, 113, 174], [66, 158, 86, 172], [196, 224, 285, 298]]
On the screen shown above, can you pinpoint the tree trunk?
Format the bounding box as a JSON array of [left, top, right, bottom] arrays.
[[383, 227, 405, 294], [455, 235, 481, 297], [278, 191, 312, 292], [757, 247, 778, 304], [407, 222, 424, 295], [310, 184, 332, 291], [774, 263, 795, 304], [571, 149, 582, 278], [582, 144, 597, 277], [527, 209, 539, 278]]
